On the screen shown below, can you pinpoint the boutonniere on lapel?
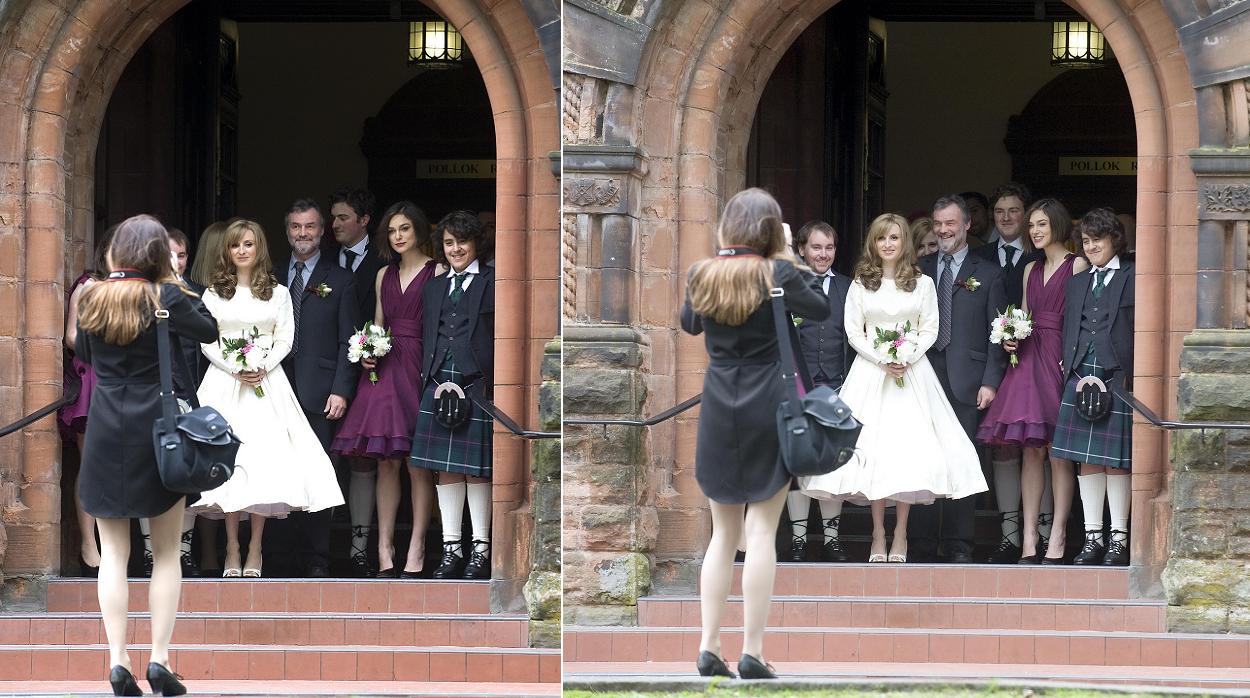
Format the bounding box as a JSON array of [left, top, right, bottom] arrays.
[[308, 282, 332, 298], [792, 316, 804, 328], [956, 277, 981, 292]]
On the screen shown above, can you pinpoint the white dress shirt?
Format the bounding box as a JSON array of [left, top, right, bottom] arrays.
[[1090, 255, 1121, 289], [447, 259, 481, 295], [997, 238, 1025, 268], [339, 236, 369, 272]]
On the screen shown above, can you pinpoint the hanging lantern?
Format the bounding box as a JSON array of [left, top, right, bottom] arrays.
[[409, 20, 463, 64], [1051, 21, 1105, 67]]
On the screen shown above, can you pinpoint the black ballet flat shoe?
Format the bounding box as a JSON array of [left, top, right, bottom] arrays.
[[109, 665, 143, 696], [696, 651, 735, 678], [462, 540, 491, 579], [81, 562, 99, 579], [1040, 555, 1067, 565], [1073, 531, 1106, 566], [1017, 554, 1040, 565], [146, 662, 186, 696], [399, 569, 424, 579], [432, 541, 465, 579], [375, 567, 398, 579], [737, 653, 777, 680], [786, 535, 808, 562]]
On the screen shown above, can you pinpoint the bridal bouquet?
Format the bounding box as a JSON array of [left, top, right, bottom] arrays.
[[989, 305, 1034, 367], [872, 320, 921, 387], [347, 321, 393, 384], [221, 326, 272, 397]]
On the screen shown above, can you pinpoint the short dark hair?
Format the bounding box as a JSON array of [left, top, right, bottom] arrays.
[[1075, 207, 1129, 255], [432, 210, 494, 265], [166, 227, 188, 249], [990, 182, 1032, 209], [285, 198, 323, 228], [375, 201, 431, 262], [794, 220, 838, 252], [960, 191, 989, 209], [932, 194, 969, 223], [330, 187, 376, 222]]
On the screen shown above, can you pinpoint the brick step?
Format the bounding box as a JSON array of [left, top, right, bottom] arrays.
[[45, 578, 488, 614], [638, 596, 1165, 632], [564, 626, 1250, 667], [562, 663, 1250, 690], [0, 612, 528, 648], [0, 680, 561, 697], [0, 644, 560, 683], [723, 563, 1130, 599]]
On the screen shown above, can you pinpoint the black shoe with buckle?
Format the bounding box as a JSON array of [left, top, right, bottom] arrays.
[[1073, 531, 1106, 565], [1102, 530, 1129, 566], [986, 539, 1021, 564], [432, 541, 465, 579], [787, 535, 808, 562], [463, 540, 491, 579], [822, 538, 851, 562]]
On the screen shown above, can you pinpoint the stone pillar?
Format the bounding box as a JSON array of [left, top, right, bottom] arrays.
[[523, 339, 562, 648]]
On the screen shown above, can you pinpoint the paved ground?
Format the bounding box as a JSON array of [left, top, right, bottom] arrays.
[[0, 680, 561, 697]]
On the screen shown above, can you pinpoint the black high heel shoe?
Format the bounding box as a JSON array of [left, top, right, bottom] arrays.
[[108, 665, 142, 696], [147, 662, 186, 696], [737, 653, 777, 679], [696, 650, 735, 678]]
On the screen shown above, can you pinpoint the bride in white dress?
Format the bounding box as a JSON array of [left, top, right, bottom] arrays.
[[801, 214, 986, 563], [191, 220, 344, 577]]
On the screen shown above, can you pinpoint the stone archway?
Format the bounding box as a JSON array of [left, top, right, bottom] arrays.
[[563, 0, 1244, 622], [0, 0, 558, 610]]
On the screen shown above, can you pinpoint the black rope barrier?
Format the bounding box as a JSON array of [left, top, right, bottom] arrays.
[[0, 382, 81, 439]]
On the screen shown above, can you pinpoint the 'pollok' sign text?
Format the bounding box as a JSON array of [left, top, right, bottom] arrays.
[[415, 159, 497, 179], [1058, 157, 1137, 176]]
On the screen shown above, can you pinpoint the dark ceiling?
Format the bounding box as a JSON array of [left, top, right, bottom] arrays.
[[219, 0, 440, 21], [867, 0, 1085, 21]]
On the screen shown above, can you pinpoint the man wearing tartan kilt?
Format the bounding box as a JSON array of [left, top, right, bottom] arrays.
[[410, 211, 495, 579], [1052, 208, 1134, 567]]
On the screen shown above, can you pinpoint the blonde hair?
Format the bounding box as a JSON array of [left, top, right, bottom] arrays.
[[854, 213, 922, 293], [212, 219, 277, 301], [78, 215, 177, 345], [188, 219, 233, 287], [909, 217, 933, 253], [687, 188, 789, 326]]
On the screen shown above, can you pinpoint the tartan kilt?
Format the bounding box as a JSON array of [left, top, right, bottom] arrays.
[[1051, 346, 1132, 470], [408, 357, 493, 478]]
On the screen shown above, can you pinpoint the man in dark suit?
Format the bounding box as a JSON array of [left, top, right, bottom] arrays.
[[329, 187, 386, 322], [785, 220, 854, 563], [972, 182, 1045, 563], [272, 198, 361, 577], [909, 194, 1009, 563]]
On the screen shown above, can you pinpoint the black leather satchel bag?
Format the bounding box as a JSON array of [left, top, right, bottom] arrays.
[[152, 308, 241, 494], [770, 288, 862, 477], [1075, 375, 1112, 422]]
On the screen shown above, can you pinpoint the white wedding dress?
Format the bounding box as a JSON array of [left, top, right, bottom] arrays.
[[800, 275, 987, 505], [191, 284, 345, 518]]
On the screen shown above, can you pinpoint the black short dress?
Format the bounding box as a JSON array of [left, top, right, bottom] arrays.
[[77, 284, 219, 519], [680, 260, 830, 504]]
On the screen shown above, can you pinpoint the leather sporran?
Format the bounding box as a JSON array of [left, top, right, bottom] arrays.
[[1075, 375, 1112, 423], [434, 381, 473, 430]]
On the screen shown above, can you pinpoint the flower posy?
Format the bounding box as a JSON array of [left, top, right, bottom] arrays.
[[957, 276, 981, 292], [312, 282, 332, 298], [989, 305, 1034, 367], [347, 321, 393, 384], [871, 320, 921, 387], [220, 325, 272, 397]]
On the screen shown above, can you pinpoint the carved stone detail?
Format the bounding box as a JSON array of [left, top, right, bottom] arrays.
[[1203, 184, 1250, 213], [563, 213, 578, 319], [562, 72, 584, 145], [564, 178, 622, 207]]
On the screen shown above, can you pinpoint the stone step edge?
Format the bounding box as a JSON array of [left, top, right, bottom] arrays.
[[639, 595, 1163, 606], [564, 626, 1248, 641], [48, 578, 490, 585], [734, 562, 1128, 570], [0, 680, 562, 697], [0, 643, 561, 654], [2, 611, 529, 621]]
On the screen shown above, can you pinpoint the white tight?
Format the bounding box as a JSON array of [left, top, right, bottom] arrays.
[[96, 498, 185, 671], [699, 485, 788, 661]]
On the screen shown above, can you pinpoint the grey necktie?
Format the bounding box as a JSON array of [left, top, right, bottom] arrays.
[[289, 261, 306, 353], [936, 253, 953, 351]]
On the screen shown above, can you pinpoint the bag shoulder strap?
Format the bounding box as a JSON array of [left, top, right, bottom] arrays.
[[769, 288, 804, 420], [154, 308, 180, 429]]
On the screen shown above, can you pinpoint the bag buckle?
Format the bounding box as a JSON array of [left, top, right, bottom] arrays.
[[769, 287, 784, 298], [154, 309, 170, 319]]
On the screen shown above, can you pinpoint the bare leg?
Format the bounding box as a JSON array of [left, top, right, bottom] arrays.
[[376, 458, 401, 572], [1019, 446, 1046, 557], [889, 502, 910, 561], [147, 498, 185, 667], [405, 467, 434, 574], [698, 499, 745, 657], [869, 499, 887, 560], [75, 434, 101, 568], [244, 515, 266, 574], [223, 513, 242, 574], [1045, 454, 1075, 559], [95, 517, 132, 670], [740, 485, 789, 660]]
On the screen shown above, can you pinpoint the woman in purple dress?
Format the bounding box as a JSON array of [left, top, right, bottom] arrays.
[[332, 201, 438, 577], [978, 198, 1089, 563]]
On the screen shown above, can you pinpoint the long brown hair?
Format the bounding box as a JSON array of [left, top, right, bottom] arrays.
[[78, 215, 176, 345], [212, 219, 276, 300], [687, 188, 790, 326], [189, 219, 234, 287], [854, 213, 922, 292]]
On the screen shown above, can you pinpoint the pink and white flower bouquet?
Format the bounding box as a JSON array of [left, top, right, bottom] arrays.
[[989, 305, 1033, 367], [347, 321, 393, 384], [872, 320, 921, 387], [221, 325, 272, 397]]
